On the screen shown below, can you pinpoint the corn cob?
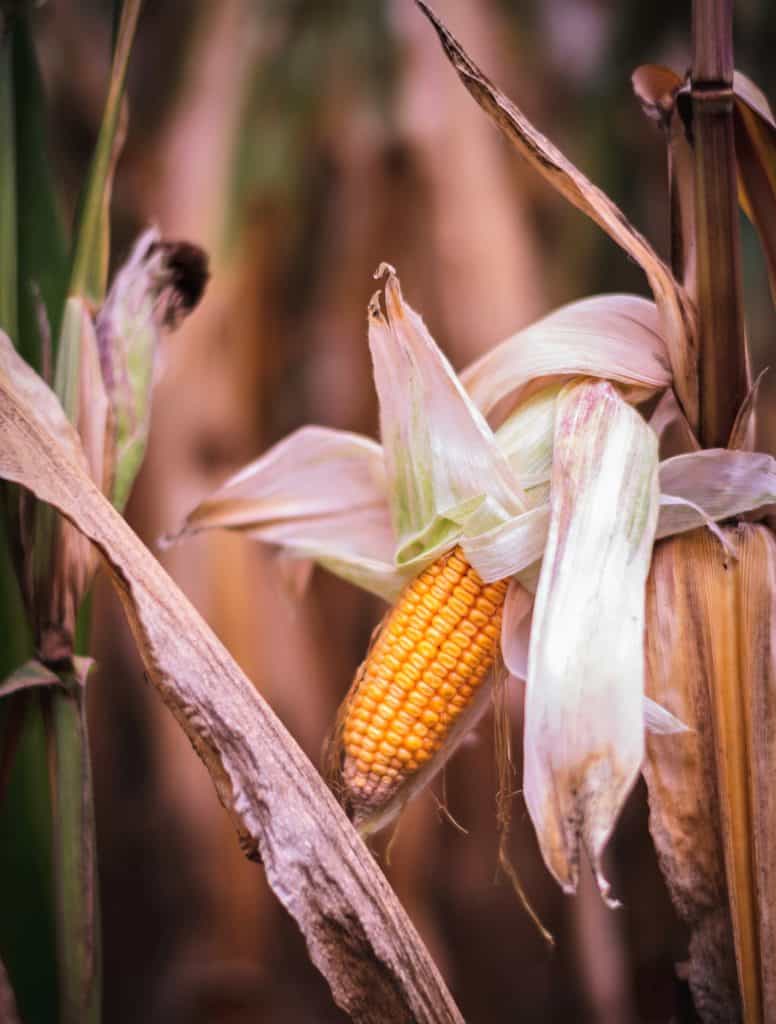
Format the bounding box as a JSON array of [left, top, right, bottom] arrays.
[[342, 546, 508, 815]]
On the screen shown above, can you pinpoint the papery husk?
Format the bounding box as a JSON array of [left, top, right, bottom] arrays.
[[644, 525, 776, 1022]]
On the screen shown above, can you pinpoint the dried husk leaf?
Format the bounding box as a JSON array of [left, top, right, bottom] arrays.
[[462, 294, 671, 420], [370, 265, 524, 562], [644, 526, 776, 1022], [170, 425, 408, 603], [416, 1, 698, 427], [524, 379, 659, 902], [0, 332, 463, 1024]]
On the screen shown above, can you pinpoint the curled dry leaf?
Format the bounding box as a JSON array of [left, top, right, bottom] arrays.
[[0, 332, 463, 1024], [415, 0, 698, 427]]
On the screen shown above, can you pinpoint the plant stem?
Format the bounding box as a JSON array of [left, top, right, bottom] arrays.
[[691, 3, 761, 1019], [45, 678, 101, 1024], [692, 0, 749, 448]]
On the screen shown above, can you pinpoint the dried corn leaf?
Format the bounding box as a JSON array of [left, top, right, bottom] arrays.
[[657, 449, 776, 539], [632, 65, 696, 291], [733, 72, 776, 304], [524, 379, 659, 901], [727, 369, 767, 453], [416, 1, 697, 426], [0, 331, 463, 1024], [644, 534, 739, 1021], [643, 528, 776, 1021], [738, 526, 776, 1020]]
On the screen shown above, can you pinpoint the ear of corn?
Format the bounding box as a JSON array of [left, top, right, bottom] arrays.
[[341, 546, 508, 822]]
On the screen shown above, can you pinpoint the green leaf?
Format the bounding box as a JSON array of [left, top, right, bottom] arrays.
[[12, 15, 69, 370], [67, 0, 142, 305]]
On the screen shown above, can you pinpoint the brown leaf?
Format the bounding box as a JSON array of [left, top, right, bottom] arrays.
[[414, 1, 698, 428], [631, 64, 683, 126], [632, 66, 697, 294], [738, 525, 776, 1020], [0, 332, 463, 1024], [727, 368, 768, 452], [0, 325, 96, 658], [644, 527, 776, 1021], [733, 72, 776, 305]]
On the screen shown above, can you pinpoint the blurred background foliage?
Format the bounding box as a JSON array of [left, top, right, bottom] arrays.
[[1, 1, 775, 1021]]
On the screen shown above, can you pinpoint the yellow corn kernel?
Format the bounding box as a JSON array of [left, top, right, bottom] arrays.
[[341, 546, 508, 812]]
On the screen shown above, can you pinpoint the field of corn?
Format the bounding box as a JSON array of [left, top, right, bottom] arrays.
[[3, 1, 776, 1022]]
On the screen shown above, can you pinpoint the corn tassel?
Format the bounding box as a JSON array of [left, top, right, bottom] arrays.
[[342, 546, 508, 815]]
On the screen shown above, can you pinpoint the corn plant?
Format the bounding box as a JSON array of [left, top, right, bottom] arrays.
[[1, 1, 776, 1022], [169, 2, 776, 1019]]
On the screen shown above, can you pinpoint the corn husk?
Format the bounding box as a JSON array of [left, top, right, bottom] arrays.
[[645, 525, 776, 1022]]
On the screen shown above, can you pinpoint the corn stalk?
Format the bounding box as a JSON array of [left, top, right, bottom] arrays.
[[642, 3, 771, 1021], [692, 0, 749, 447]]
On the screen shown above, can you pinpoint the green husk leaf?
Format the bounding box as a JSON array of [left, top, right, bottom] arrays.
[[96, 229, 209, 510]]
